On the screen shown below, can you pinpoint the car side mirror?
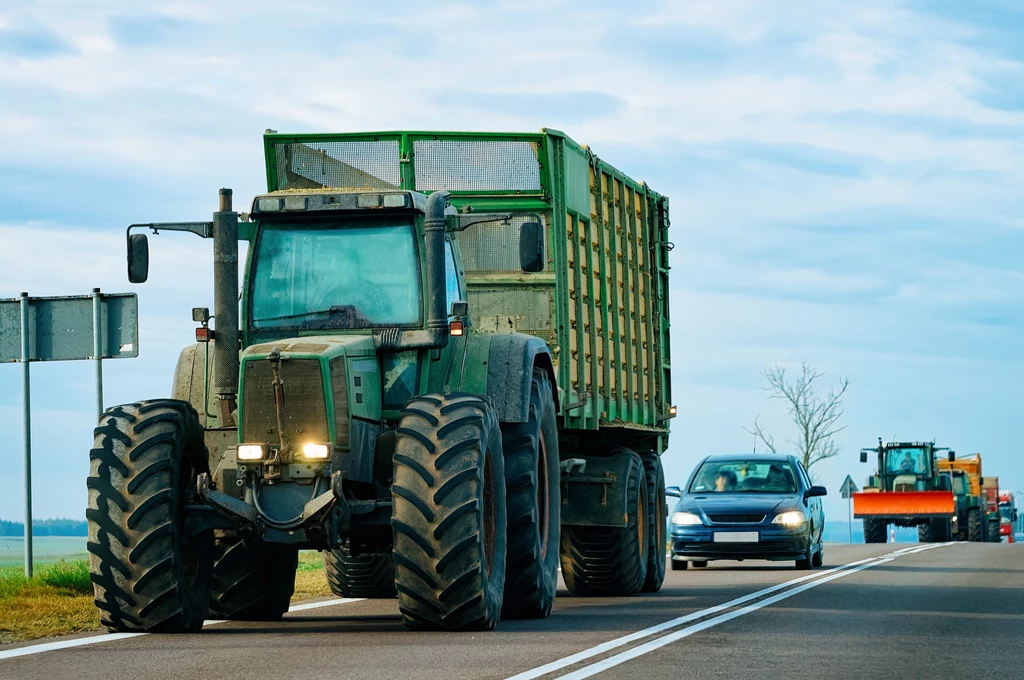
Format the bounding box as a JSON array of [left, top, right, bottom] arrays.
[[519, 221, 544, 272], [805, 485, 827, 499], [859, 451, 868, 464], [665, 486, 681, 498], [128, 233, 150, 283]]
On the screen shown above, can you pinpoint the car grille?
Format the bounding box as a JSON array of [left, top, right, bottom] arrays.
[[707, 514, 766, 524]]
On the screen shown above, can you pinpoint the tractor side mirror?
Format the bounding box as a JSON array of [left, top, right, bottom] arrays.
[[859, 451, 868, 463], [948, 451, 955, 462], [519, 221, 545, 272], [665, 486, 681, 498], [128, 233, 150, 283]]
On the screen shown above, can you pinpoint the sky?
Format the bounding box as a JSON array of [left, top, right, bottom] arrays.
[[0, 0, 1022, 524]]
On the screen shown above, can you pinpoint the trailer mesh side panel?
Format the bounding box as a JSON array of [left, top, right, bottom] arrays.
[[460, 214, 548, 273], [273, 141, 401, 190], [413, 140, 541, 192]]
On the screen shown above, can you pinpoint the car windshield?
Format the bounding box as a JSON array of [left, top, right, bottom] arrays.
[[250, 220, 421, 331], [886, 447, 927, 475], [688, 460, 798, 494]]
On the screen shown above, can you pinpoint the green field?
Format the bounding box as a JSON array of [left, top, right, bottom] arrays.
[[0, 536, 87, 567]]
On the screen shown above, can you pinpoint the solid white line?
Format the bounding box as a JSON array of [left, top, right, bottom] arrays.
[[556, 543, 950, 679], [0, 597, 363, 662], [505, 554, 882, 680]]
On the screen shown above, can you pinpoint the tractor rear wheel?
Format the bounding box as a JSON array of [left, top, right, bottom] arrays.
[[87, 400, 213, 633], [988, 520, 1000, 543], [863, 518, 887, 544], [968, 509, 983, 542], [209, 534, 297, 620], [392, 393, 507, 631], [560, 449, 649, 596], [322, 545, 396, 599], [499, 369, 560, 619], [640, 453, 667, 593], [918, 522, 935, 543]]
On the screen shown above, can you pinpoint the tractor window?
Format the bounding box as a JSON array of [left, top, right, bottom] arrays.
[[886, 448, 926, 475], [444, 238, 462, 314], [249, 220, 421, 330], [952, 475, 968, 495]]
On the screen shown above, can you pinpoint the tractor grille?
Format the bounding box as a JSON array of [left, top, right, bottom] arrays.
[[241, 358, 329, 455], [707, 514, 767, 524]]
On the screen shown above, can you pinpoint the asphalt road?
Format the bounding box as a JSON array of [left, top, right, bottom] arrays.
[[2, 543, 1021, 680]]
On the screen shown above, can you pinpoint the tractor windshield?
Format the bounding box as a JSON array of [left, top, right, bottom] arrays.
[[886, 448, 927, 475], [249, 220, 421, 330], [1001, 503, 1013, 521]]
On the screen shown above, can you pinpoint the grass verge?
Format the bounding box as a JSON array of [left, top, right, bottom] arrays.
[[0, 551, 333, 644]]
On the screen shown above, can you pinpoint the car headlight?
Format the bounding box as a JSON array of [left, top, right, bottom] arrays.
[[237, 444, 267, 461], [772, 511, 806, 527], [302, 442, 331, 460], [671, 511, 703, 526]]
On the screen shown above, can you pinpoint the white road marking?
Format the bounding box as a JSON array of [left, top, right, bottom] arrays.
[[0, 597, 364, 662], [523, 543, 951, 680]]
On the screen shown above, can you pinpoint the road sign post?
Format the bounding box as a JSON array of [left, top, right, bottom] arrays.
[[840, 475, 859, 544], [1, 290, 138, 577]]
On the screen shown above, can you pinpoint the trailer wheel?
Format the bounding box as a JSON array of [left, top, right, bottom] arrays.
[[209, 534, 297, 620], [87, 400, 213, 633], [500, 368, 560, 619], [640, 453, 667, 593], [322, 545, 396, 599], [968, 509, 983, 542], [560, 449, 648, 596], [392, 393, 506, 631], [863, 518, 887, 544]]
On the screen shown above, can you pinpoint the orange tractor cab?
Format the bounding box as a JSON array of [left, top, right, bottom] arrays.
[[853, 439, 955, 543]]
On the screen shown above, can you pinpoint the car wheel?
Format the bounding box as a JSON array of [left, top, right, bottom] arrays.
[[670, 559, 688, 571], [811, 543, 823, 568], [795, 546, 812, 570], [691, 560, 708, 568]]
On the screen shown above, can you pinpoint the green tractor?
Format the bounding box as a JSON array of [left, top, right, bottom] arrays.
[[940, 468, 981, 541], [86, 130, 674, 633]]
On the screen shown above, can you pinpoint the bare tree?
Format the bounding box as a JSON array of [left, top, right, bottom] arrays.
[[745, 363, 849, 475]]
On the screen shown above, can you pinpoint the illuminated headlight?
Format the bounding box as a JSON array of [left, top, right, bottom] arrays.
[[302, 442, 331, 460], [238, 444, 267, 461], [283, 196, 306, 211], [357, 193, 382, 208], [671, 511, 703, 526], [383, 193, 409, 208], [257, 198, 282, 212], [772, 511, 806, 527]]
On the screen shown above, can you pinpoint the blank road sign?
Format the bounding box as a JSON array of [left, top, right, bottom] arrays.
[[0, 293, 139, 363]]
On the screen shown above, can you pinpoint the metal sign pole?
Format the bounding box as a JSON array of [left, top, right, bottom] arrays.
[[20, 292, 32, 579], [92, 288, 103, 420], [848, 497, 852, 544]]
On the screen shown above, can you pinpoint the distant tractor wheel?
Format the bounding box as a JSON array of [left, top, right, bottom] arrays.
[[322, 546, 396, 599], [691, 560, 708, 569], [918, 522, 935, 543], [987, 520, 1000, 543], [670, 559, 688, 571], [392, 393, 507, 631], [640, 453, 667, 593], [499, 368, 560, 619], [209, 534, 298, 620], [863, 518, 887, 544], [968, 509, 983, 542], [560, 449, 649, 596], [86, 399, 213, 633]]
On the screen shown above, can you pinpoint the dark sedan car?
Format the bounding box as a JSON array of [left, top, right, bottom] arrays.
[[668, 454, 827, 570]]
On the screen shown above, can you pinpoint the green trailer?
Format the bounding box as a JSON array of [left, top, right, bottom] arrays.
[[87, 129, 674, 633]]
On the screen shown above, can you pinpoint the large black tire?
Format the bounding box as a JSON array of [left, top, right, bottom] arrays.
[[670, 559, 688, 571], [988, 520, 1000, 543], [322, 545, 396, 599], [560, 449, 649, 596], [812, 544, 824, 567], [795, 546, 812, 570], [87, 400, 213, 633], [968, 509, 983, 542], [209, 534, 298, 620], [864, 518, 887, 544], [500, 368, 560, 619], [918, 522, 935, 543], [640, 453, 667, 593], [392, 393, 507, 631]]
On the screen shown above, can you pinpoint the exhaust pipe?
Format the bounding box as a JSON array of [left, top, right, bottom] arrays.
[[213, 188, 240, 426]]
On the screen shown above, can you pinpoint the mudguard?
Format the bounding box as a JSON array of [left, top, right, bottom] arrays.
[[486, 333, 558, 423]]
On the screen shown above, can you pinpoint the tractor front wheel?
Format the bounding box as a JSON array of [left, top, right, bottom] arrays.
[[322, 545, 396, 599], [968, 509, 983, 542], [209, 534, 297, 620], [863, 518, 887, 544]]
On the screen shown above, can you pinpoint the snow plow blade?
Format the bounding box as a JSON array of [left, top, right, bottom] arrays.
[[852, 491, 955, 518]]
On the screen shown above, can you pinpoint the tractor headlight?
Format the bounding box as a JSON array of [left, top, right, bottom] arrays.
[[302, 442, 331, 460], [238, 444, 267, 461], [772, 511, 806, 527], [671, 511, 703, 526]]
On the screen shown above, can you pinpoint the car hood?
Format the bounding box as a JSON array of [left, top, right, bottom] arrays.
[[675, 494, 802, 518]]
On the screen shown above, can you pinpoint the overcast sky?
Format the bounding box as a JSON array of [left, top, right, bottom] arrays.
[[1, 0, 1021, 522]]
